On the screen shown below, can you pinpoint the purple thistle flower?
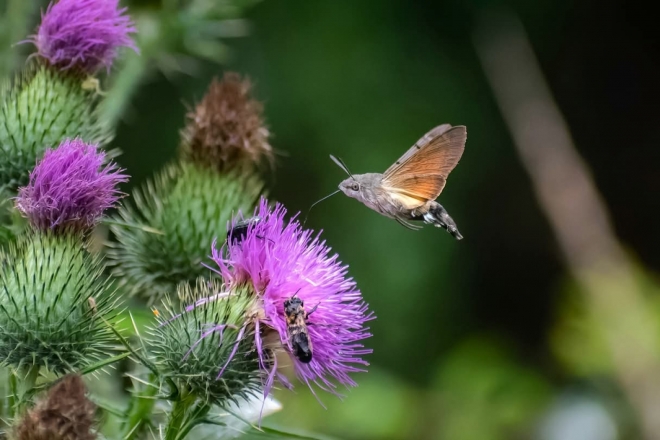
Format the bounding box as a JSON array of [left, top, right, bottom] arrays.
[[210, 198, 374, 400], [16, 138, 128, 233], [32, 0, 137, 73]]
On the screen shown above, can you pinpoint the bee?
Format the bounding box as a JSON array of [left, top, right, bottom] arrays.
[[226, 216, 274, 245], [226, 216, 262, 244], [283, 293, 319, 364]]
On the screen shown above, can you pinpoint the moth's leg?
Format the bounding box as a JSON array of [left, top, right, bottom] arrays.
[[395, 216, 423, 230]]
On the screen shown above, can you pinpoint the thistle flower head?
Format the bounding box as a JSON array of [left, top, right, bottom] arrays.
[[16, 138, 127, 233], [181, 72, 274, 172], [15, 374, 96, 440], [151, 279, 265, 405], [33, 0, 137, 74], [211, 198, 374, 398]]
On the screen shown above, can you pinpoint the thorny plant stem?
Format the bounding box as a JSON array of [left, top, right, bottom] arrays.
[[164, 389, 197, 440], [474, 11, 660, 440], [2, 367, 16, 425], [121, 373, 159, 440], [176, 402, 212, 440], [15, 364, 40, 414]]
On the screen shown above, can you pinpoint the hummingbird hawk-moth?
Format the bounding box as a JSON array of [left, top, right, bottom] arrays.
[[331, 124, 466, 239]]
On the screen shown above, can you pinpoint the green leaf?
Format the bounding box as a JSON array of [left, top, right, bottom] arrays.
[[80, 351, 132, 375], [88, 394, 127, 417], [256, 426, 328, 439]]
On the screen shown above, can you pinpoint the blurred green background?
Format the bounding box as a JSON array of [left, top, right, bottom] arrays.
[[3, 0, 659, 439]]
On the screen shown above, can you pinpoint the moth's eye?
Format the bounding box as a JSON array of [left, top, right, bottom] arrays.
[[351, 183, 359, 191]]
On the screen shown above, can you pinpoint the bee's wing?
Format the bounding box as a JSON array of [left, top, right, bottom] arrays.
[[382, 124, 466, 201]]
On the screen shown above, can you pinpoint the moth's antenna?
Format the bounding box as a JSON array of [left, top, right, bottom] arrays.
[[303, 190, 341, 226], [303, 155, 351, 227], [329, 155, 355, 180]]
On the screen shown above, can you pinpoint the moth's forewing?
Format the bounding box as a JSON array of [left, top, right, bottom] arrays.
[[381, 125, 466, 201], [384, 124, 453, 175]]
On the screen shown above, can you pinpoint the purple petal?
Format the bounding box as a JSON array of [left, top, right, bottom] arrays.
[[31, 0, 137, 73], [16, 138, 128, 232], [213, 197, 374, 397]]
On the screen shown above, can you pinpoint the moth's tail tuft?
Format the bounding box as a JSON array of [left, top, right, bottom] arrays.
[[423, 202, 463, 240]]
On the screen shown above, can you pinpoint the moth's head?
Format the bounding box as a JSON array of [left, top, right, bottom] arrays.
[[330, 154, 363, 199], [339, 177, 361, 198]]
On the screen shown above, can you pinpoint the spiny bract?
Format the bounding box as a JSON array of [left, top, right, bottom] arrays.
[[0, 65, 108, 191], [150, 279, 264, 406], [0, 233, 119, 372], [107, 161, 263, 301]]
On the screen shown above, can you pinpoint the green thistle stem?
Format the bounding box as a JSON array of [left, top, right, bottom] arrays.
[[121, 374, 159, 440], [1, 367, 13, 423], [8, 370, 17, 417], [177, 402, 212, 439], [164, 389, 197, 440], [15, 364, 40, 412]]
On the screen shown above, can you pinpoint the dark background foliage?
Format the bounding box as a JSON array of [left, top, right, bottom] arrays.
[[112, 1, 660, 438]]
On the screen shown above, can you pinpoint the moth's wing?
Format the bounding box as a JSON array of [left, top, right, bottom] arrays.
[[384, 124, 453, 176], [382, 125, 466, 201]]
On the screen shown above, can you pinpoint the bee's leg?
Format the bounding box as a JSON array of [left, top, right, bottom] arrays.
[[306, 303, 320, 317], [256, 234, 275, 244]]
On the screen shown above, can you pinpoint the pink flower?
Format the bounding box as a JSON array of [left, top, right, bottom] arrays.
[[211, 198, 374, 399], [16, 138, 128, 232]]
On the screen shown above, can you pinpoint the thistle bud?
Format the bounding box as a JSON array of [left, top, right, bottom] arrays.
[[181, 72, 273, 172], [107, 162, 262, 302], [150, 279, 265, 405], [0, 67, 109, 191], [14, 374, 97, 440], [0, 233, 119, 373]]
